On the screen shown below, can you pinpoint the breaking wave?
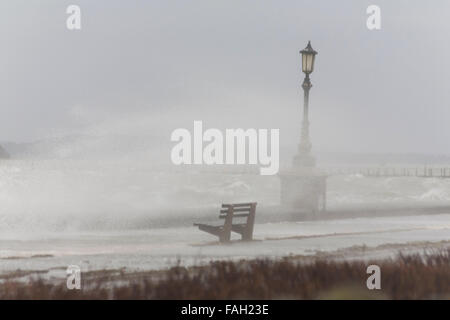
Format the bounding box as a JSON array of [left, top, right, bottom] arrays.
[[1, 158, 450, 232]]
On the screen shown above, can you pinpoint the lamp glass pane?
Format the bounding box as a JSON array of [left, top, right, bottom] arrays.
[[302, 54, 311, 73], [302, 54, 307, 73], [309, 54, 315, 73], [307, 54, 313, 73]]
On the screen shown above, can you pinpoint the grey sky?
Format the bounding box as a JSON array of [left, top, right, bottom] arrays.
[[1, 1, 449, 154]]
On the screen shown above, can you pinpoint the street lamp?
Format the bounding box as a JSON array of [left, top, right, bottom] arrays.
[[279, 41, 326, 213], [301, 41, 317, 74], [294, 41, 318, 167]]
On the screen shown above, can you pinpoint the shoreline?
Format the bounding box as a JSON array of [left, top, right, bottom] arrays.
[[0, 240, 449, 299], [2, 239, 449, 282]]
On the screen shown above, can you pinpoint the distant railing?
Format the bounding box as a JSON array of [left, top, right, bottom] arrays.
[[172, 164, 450, 178], [324, 167, 450, 178]]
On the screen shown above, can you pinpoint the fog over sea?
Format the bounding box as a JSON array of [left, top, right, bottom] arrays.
[[0, 135, 449, 278], [2, 150, 450, 233]]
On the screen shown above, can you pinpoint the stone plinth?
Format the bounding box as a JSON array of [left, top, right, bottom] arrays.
[[279, 167, 327, 215]]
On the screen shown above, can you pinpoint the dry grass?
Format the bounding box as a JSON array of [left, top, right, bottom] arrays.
[[0, 250, 449, 300]]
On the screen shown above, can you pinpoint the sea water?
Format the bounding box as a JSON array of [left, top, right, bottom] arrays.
[[0, 159, 449, 275]]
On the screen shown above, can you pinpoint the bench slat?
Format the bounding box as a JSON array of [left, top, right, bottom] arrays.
[[220, 208, 251, 214], [219, 213, 251, 219], [222, 203, 254, 208]]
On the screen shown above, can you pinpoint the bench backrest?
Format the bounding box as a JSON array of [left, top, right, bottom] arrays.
[[220, 203, 257, 241], [219, 203, 255, 218]]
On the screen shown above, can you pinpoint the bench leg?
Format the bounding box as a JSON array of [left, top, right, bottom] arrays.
[[219, 232, 230, 243], [241, 230, 253, 241], [242, 203, 256, 241]]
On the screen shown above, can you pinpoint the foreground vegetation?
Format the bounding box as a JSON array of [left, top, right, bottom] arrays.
[[0, 249, 449, 299]]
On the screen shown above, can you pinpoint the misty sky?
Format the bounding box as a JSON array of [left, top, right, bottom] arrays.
[[1, 1, 450, 154]]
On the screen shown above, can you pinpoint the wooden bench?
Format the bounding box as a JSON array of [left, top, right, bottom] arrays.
[[193, 202, 257, 243]]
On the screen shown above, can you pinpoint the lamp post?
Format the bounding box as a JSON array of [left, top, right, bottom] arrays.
[[279, 41, 326, 214], [294, 41, 317, 168]]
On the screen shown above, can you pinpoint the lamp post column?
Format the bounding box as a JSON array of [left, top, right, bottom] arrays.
[[294, 73, 315, 167]]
